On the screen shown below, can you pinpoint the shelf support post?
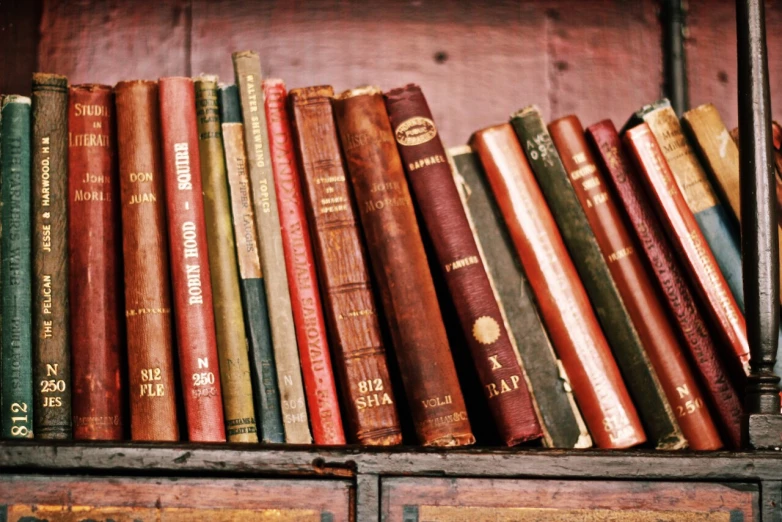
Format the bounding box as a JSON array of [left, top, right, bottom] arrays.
[[737, 0, 782, 449], [662, 0, 689, 115]]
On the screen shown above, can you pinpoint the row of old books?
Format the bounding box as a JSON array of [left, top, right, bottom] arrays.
[[0, 49, 762, 449]]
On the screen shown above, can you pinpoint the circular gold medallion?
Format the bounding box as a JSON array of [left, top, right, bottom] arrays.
[[472, 316, 501, 345], [394, 117, 437, 146]]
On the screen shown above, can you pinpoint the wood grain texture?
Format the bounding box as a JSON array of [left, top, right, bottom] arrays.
[[381, 477, 757, 521], [687, 0, 782, 129], [0, 475, 351, 521], [37, 0, 189, 85]]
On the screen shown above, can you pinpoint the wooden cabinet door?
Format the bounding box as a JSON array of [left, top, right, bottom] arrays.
[[0, 475, 351, 521], [382, 477, 758, 521]]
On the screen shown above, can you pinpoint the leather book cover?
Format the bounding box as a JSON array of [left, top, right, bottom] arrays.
[[684, 104, 782, 377], [1, 96, 34, 439], [587, 120, 732, 448], [385, 85, 541, 446], [333, 86, 474, 446], [31, 73, 71, 440], [218, 84, 285, 443], [510, 107, 671, 447], [549, 115, 718, 450], [67, 85, 124, 440], [624, 122, 745, 446], [232, 51, 311, 444], [114, 80, 179, 442], [158, 77, 226, 442], [449, 146, 592, 449], [264, 79, 344, 445], [470, 123, 644, 449], [635, 101, 745, 316], [195, 76, 258, 443], [289, 85, 402, 445]]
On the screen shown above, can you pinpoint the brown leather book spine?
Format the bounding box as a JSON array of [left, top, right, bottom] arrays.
[[385, 84, 541, 446], [289, 85, 402, 445], [470, 123, 644, 449], [114, 80, 179, 441], [624, 123, 746, 447], [264, 79, 344, 445], [67, 84, 124, 440], [587, 120, 734, 449], [159, 77, 226, 442], [333, 86, 474, 446], [549, 115, 720, 450]]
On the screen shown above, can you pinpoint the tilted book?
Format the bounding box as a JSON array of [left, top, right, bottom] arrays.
[[449, 145, 592, 449], [115, 80, 179, 442], [264, 78, 344, 445], [218, 84, 285, 443], [31, 73, 71, 439], [289, 85, 402, 445], [68, 85, 124, 441], [624, 122, 745, 447], [333, 86, 474, 446], [195, 76, 258, 443], [1, 96, 34, 439], [470, 123, 644, 449], [511, 107, 675, 448], [159, 77, 226, 442], [385, 85, 541, 446], [232, 51, 311, 444]]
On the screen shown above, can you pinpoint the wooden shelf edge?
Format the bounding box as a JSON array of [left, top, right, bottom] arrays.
[[2, 441, 782, 481]]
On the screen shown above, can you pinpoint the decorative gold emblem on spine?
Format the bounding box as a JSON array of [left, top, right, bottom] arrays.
[[472, 316, 500, 345], [395, 117, 437, 146]]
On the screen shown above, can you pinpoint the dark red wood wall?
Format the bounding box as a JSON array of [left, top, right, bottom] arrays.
[[2, 0, 781, 145]]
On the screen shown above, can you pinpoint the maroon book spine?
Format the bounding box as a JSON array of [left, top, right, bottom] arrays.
[[159, 77, 226, 442], [68, 84, 124, 440], [384, 84, 541, 446], [264, 79, 345, 445]]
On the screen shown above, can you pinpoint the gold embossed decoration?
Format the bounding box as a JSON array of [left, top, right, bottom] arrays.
[[472, 316, 501, 345], [395, 117, 437, 146]]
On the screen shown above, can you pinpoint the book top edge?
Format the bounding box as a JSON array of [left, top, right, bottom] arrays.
[[334, 85, 382, 100]]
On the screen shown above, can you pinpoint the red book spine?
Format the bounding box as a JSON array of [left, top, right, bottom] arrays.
[[158, 77, 226, 442], [68, 84, 124, 440], [263, 79, 345, 445], [623, 123, 745, 447]]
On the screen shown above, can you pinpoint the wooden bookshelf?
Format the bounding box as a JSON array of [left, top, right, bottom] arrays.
[[2, 1, 782, 520]]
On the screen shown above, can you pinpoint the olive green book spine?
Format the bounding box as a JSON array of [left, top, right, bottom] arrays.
[[195, 76, 258, 442], [1, 95, 34, 439], [31, 73, 72, 440]]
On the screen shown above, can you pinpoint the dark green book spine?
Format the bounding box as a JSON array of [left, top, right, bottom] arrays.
[[510, 107, 681, 449], [1, 96, 34, 439], [31, 74, 71, 439], [218, 84, 284, 443], [449, 146, 592, 449]]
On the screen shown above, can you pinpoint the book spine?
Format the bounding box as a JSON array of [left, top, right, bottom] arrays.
[[449, 146, 592, 449], [385, 85, 541, 446], [264, 79, 344, 445], [470, 123, 644, 449], [510, 108, 673, 448], [624, 122, 745, 447], [158, 77, 226, 442], [333, 86, 474, 446], [588, 121, 735, 447], [218, 84, 285, 443], [114, 80, 179, 442], [31, 73, 71, 439], [549, 115, 719, 450], [289, 85, 402, 445], [1, 96, 34, 439], [67, 85, 124, 440], [232, 51, 312, 444], [643, 105, 745, 313], [195, 77, 258, 443]]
